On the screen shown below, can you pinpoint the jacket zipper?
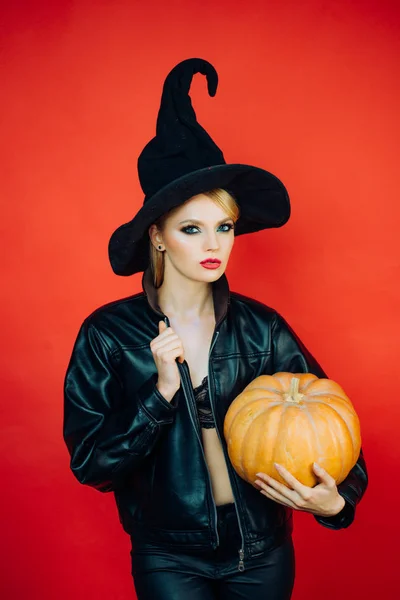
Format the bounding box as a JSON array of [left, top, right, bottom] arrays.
[[207, 331, 246, 572], [164, 316, 220, 549]]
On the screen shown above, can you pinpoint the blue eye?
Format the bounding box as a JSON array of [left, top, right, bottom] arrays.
[[180, 226, 199, 235], [219, 223, 234, 232], [180, 223, 234, 235]]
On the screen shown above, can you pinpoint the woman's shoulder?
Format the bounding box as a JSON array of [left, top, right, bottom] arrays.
[[66, 292, 156, 374], [74, 292, 152, 351], [229, 290, 279, 323], [83, 291, 147, 323]]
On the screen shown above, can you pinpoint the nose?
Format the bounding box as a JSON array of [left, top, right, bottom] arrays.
[[203, 228, 220, 252]]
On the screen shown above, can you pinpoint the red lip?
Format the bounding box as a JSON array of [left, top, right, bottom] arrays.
[[200, 258, 221, 265], [200, 259, 221, 270]]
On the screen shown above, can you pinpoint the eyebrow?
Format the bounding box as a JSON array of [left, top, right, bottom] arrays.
[[178, 218, 234, 225]]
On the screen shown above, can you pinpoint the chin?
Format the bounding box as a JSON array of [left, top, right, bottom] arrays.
[[174, 261, 227, 282], [197, 266, 225, 280]]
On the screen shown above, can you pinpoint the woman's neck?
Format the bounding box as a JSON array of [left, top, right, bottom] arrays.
[[157, 268, 214, 322]]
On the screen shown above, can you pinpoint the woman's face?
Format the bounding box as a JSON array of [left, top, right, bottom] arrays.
[[149, 193, 235, 282]]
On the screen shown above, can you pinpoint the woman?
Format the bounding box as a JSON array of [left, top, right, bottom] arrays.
[[63, 59, 368, 599]]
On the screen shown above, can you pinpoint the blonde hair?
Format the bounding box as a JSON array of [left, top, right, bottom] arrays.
[[149, 188, 240, 288]]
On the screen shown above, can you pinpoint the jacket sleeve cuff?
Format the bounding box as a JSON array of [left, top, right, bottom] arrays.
[[137, 373, 180, 424], [313, 492, 356, 530]]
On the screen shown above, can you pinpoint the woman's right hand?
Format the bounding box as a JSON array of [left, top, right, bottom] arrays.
[[150, 321, 185, 402]]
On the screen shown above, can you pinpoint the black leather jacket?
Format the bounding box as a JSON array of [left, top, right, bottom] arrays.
[[63, 268, 368, 568]]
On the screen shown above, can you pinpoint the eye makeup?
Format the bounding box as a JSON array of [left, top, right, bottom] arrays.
[[180, 222, 235, 234]]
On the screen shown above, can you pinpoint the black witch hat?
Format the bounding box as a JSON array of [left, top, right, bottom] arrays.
[[108, 58, 291, 276]]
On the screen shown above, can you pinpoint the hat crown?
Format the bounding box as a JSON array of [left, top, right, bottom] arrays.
[[137, 58, 225, 201]]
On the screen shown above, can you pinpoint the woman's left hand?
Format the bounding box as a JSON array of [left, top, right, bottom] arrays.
[[254, 463, 346, 517]]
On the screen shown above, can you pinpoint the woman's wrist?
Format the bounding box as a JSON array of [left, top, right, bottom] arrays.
[[331, 494, 346, 515], [156, 382, 178, 403]]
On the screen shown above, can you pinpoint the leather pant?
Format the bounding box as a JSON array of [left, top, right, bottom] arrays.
[[130, 503, 295, 599]]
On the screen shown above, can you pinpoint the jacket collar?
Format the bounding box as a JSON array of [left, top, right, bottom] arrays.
[[141, 266, 230, 327]]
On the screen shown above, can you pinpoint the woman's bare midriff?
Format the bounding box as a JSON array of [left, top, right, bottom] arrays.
[[202, 427, 235, 505]]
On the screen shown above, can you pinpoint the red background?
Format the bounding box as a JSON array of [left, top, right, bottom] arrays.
[[1, 0, 399, 598]]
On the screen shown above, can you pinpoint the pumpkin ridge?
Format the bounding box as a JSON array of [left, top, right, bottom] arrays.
[[314, 405, 347, 482], [244, 375, 284, 394], [306, 391, 351, 402], [239, 408, 268, 480], [304, 404, 323, 477], [307, 397, 359, 434], [310, 402, 360, 472], [273, 402, 287, 482], [281, 403, 300, 477], [230, 398, 282, 432], [244, 386, 282, 395], [224, 390, 279, 435], [311, 401, 353, 433], [295, 374, 322, 393], [239, 412, 258, 479], [231, 397, 282, 430], [228, 400, 279, 477], [305, 395, 355, 413]]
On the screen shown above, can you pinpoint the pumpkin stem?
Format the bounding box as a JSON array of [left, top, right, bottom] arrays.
[[285, 377, 304, 403]]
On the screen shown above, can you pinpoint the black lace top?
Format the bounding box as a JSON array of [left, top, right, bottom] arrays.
[[192, 376, 215, 429]]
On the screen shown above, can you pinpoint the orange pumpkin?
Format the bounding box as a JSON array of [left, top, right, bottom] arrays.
[[223, 372, 361, 488]]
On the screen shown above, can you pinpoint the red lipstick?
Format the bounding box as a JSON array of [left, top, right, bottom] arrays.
[[200, 258, 221, 270]]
